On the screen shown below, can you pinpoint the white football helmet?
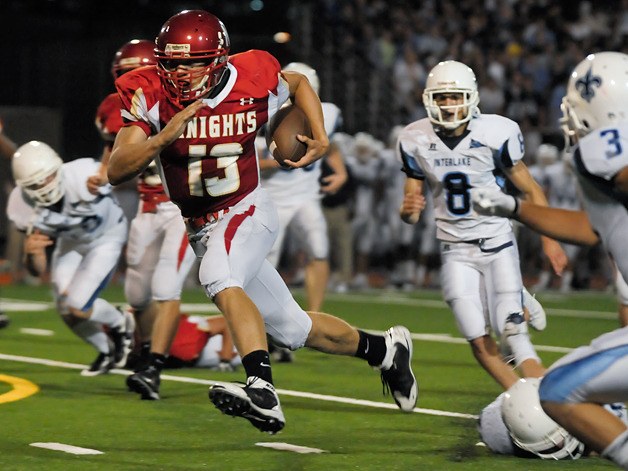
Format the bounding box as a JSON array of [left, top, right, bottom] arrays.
[[283, 62, 320, 95], [501, 378, 585, 460], [12, 141, 64, 206], [422, 60, 480, 130], [561, 51, 628, 142], [536, 143, 559, 167]]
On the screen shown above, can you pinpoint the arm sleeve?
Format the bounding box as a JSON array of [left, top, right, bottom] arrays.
[[492, 119, 525, 169], [397, 141, 425, 180]]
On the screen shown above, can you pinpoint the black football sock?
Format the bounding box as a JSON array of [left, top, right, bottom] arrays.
[[149, 353, 167, 372], [242, 350, 274, 384], [140, 341, 151, 361], [355, 330, 387, 367]]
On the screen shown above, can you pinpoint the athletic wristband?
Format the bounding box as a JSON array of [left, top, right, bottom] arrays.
[[512, 197, 520, 218]]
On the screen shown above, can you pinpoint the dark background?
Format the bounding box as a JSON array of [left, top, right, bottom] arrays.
[[0, 0, 301, 158]]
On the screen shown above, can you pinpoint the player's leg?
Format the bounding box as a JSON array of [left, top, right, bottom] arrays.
[[265, 204, 296, 268], [53, 235, 130, 375], [486, 235, 545, 379], [539, 326, 628, 468], [127, 211, 196, 400], [247, 259, 417, 412], [194, 190, 283, 431], [204, 190, 415, 432], [441, 241, 520, 389], [124, 212, 160, 353], [53, 249, 110, 369], [615, 267, 628, 327], [292, 200, 330, 311]]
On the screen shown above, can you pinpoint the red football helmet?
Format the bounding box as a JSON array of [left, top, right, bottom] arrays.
[[111, 39, 157, 79], [155, 10, 231, 102]]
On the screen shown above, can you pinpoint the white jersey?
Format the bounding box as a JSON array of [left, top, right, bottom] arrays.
[[262, 102, 341, 204], [573, 121, 628, 278], [544, 161, 580, 210], [397, 114, 524, 242], [7, 158, 125, 242]]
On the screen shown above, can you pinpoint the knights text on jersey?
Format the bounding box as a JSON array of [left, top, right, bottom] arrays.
[[6, 159, 125, 242], [397, 114, 523, 241], [115, 50, 290, 218]]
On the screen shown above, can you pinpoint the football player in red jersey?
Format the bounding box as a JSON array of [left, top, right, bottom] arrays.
[[108, 9, 417, 433], [91, 39, 196, 400]]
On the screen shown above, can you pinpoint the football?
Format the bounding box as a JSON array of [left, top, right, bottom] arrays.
[[265, 105, 312, 164]]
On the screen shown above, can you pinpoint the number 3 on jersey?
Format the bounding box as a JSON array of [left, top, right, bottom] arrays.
[[601, 129, 623, 158], [187, 143, 242, 197], [443, 172, 471, 215]]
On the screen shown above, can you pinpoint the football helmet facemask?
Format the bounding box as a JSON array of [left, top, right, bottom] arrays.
[[501, 378, 585, 460], [155, 10, 230, 103], [423, 60, 479, 130], [111, 39, 157, 80], [561, 51, 628, 143], [283, 62, 320, 95], [12, 141, 64, 206]]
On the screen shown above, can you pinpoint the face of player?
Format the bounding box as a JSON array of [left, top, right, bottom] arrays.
[[434, 92, 468, 124], [161, 59, 213, 95]]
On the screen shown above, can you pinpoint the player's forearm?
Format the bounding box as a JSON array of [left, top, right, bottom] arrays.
[[291, 80, 328, 147], [108, 138, 163, 185], [24, 253, 47, 277], [326, 145, 348, 179], [517, 202, 599, 246]]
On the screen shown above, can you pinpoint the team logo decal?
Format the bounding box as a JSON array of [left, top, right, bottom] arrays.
[[575, 67, 602, 103]]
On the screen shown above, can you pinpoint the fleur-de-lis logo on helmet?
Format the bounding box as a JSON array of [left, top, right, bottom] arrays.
[[575, 67, 602, 103]]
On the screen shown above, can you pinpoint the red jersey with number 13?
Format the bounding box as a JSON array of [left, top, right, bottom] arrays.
[[115, 50, 289, 218]]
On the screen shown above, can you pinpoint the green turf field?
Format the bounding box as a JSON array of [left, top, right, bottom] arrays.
[[0, 284, 619, 470]]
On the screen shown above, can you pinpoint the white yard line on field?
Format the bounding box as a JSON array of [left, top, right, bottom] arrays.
[[0, 352, 478, 420], [30, 442, 103, 455]]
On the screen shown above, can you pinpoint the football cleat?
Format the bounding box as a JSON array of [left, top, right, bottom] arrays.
[[126, 366, 161, 400], [209, 377, 285, 434], [523, 288, 546, 331], [380, 326, 418, 412], [0, 313, 9, 329], [111, 308, 136, 368], [81, 352, 115, 376]]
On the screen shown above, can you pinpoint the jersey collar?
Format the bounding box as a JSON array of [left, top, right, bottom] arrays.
[[201, 62, 238, 109]]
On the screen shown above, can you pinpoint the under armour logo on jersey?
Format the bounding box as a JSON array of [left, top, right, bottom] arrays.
[[469, 139, 485, 149], [240, 97, 254, 105], [429, 143, 437, 150], [575, 67, 602, 103]]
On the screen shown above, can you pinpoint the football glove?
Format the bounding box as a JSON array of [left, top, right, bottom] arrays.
[[471, 188, 519, 218]]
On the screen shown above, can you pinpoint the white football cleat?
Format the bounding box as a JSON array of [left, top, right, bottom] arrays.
[[523, 288, 546, 331]]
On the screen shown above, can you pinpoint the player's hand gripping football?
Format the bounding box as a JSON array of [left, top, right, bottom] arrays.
[[471, 188, 519, 217], [281, 134, 329, 169]]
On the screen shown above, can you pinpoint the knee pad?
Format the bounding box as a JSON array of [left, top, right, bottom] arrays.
[[266, 308, 312, 351]]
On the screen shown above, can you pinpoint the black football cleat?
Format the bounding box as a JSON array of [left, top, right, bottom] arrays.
[[209, 377, 285, 434]]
